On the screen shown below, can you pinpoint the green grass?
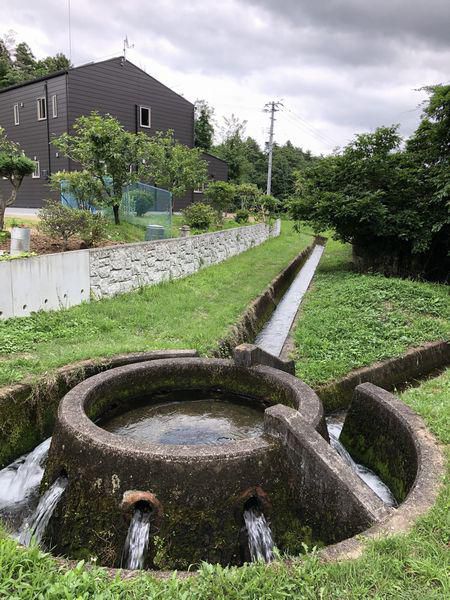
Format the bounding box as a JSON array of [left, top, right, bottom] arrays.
[[0, 222, 313, 387], [3, 216, 39, 230], [293, 239, 450, 387], [0, 370, 448, 598], [0, 232, 449, 598]]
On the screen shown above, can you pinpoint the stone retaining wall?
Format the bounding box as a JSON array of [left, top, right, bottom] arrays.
[[90, 221, 280, 298], [0, 221, 280, 318]]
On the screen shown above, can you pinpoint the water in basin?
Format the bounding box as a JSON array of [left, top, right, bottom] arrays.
[[100, 391, 265, 446]]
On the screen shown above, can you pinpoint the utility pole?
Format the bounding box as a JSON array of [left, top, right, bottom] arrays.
[[264, 100, 283, 195]]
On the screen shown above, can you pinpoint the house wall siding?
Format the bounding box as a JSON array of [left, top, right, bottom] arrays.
[[0, 75, 69, 208], [67, 59, 194, 147]]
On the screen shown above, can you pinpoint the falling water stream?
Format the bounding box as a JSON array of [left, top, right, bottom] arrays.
[[0, 438, 51, 511], [326, 416, 397, 507], [243, 506, 274, 562], [122, 506, 152, 570], [18, 476, 68, 546]]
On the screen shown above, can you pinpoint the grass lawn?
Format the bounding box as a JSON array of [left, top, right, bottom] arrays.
[[293, 239, 450, 387], [1, 229, 449, 598], [0, 222, 313, 387], [0, 373, 448, 598], [3, 212, 242, 245]]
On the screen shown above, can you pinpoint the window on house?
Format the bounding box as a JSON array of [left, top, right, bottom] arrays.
[[13, 104, 19, 125], [37, 97, 47, 120], [52, 95, 58, 118], [194, 182, 205, 193], [139, 106, 151, 128], [32, 159, 40, 178]]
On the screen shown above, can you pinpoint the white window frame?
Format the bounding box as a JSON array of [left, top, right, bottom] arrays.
[[37, 97, 47, 121], [139, 105, 151, 128], [13, 103, 20, 125], [32, 159, 40, 179], [51, 94, 58, 118], [193, 182, 206, 194]]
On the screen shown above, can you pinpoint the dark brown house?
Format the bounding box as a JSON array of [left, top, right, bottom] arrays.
[[0, 57, 227, 210]]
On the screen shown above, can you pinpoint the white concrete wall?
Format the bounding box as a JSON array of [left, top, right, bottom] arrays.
[[0, 221, 281, 320], [0, 251, 90, 319]]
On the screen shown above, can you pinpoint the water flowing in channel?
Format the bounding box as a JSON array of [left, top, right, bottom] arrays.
[[0, 438, 51, 511], [244, 506, 274, 562], [256, 244, 325, 357], [326, 417, 397, 507], [122, 507, 152, 570], [18, 476, 68, 546]]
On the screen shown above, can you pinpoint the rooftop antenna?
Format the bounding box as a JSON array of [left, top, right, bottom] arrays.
[[67, 0, 72, 62], [123, 36, 134, 62]]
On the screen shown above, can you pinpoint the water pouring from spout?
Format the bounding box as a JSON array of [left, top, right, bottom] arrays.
[[122, 504, 152, 570]]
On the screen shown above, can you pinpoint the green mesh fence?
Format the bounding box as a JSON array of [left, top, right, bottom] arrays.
[[61, 180, 173, 239]]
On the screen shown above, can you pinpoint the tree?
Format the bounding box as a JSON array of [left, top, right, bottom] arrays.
[[289, 86, 450, 280], [143, 130, 208, 200], [204, 181, 236, 221], [0, 127, 35, 230], [213, 115, 248, 182], [234, 182, 262, 210], [50, 170, 105, 210], [0, 34, 72, 89], [194, 100, 214, 151], [270, 141, 314, 201], [52, 113, 150, 224]]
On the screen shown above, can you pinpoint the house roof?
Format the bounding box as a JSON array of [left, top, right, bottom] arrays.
[[0, 57, 194, 107], [201, 152, 228, 165]]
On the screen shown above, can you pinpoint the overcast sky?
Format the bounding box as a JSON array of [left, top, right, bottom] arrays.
[[2, 0, 449, 154]]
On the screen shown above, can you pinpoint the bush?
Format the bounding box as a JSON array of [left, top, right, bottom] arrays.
[[38, 200, 105, 249], [130, 190, 154, 216], [183, 202, 215, 231], [204, 181, 236, 221], [50, 170, 104, 210], [79, 212, 107, 247], [253, 194, 280, 223], [234, 183, 262, 211], [235, 209, 250, 223]]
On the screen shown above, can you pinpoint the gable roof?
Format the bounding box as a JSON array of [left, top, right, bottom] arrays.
[[0, 57, 193, 107]]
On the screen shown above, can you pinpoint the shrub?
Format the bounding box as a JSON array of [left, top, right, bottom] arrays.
[[50, 170, 105, 210], [79, 212, 107, 247], [130, 190, 154, 216], [234, 183, 262, 211], [204, 181, 236, 221], [38, 200, 91, 250], [253, 194, 280, 223], [183, 202, 215, 231], [235, 209, 250, 223]]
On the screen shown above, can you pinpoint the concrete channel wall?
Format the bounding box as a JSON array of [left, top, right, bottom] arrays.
[[0, 221, 280, 319]]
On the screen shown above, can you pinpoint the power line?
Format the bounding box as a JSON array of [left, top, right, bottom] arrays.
[[279, 110, 336, 149], [281, 105, 341, 148]]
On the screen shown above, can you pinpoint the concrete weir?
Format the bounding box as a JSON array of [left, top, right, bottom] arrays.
[[38, 353, 437, 572], [0, 350, 444, 576]]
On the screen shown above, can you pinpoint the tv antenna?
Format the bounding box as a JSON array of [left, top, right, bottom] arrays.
[[123, 36, 134, 61]]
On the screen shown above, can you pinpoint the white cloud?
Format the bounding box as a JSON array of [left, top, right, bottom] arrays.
[[1, 0, 449, 154]]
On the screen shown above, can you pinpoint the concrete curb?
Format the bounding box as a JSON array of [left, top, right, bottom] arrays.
[[316, 340, 450, 412], [214, 236, 321, 356]]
